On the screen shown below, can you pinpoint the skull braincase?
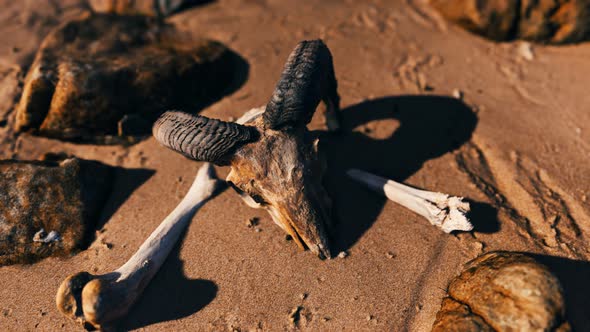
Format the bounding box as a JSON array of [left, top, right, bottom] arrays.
[[227, 115, 332, 255]]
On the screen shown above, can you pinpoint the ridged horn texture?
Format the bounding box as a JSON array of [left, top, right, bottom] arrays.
[[153, 111, 259, 165], [263, 39, 337, 130]]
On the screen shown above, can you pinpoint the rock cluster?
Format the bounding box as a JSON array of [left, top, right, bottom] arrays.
[[432, 251, 570, 331], [0, 154, 113, 265], [430, 0, 590, 44]]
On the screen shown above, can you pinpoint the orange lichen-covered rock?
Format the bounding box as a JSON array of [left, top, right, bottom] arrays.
[[433, 251, 570, 331], [432, 297, 494, 332], [0, 154, 113, 266], [15, 13, 237, 142], [430, 0, 590, 44]]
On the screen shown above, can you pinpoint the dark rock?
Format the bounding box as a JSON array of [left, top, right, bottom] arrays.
[[0, 154, 113, 266], [432, 251, 571, 331], [430, 0, 590, 44], [15, 13, 238, 142]]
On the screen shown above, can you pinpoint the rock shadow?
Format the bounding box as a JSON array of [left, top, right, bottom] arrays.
[[94, 167, 155, 232], [319, 96, 478, 254], [529, 254, 590, 331]]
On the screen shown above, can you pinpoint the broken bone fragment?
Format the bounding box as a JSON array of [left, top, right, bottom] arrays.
[[430, 0, 590, 44], [0, 154, 113, 266], [15, 13, 237, 142], [153, 39, 341, 259], [56, 163, 222, 329], [346, 169, 472, 233], [433, 251, 570, 331]]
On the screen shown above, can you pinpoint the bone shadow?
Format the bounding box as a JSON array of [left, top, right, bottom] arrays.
[[528, 254, 590, 331], [118, 180, 228, 330], [120, 220, 218, 331], [465, 200, 500, 234], [319, 96, 478, 254]]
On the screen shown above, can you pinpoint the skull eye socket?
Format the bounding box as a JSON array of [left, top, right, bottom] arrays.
[[227, 180, 267, 207]]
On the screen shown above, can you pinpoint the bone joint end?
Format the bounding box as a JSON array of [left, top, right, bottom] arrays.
[[347, 168, 473, 233]]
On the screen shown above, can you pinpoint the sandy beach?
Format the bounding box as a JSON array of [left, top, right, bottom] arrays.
[[0, 0, 589, 331]]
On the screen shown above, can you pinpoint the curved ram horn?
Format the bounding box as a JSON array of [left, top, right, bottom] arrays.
[[263, 39, 340, 130], [153, 111, 259, 165]]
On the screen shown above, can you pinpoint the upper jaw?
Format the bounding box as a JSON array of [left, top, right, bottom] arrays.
[[267, 202, 332, 259]]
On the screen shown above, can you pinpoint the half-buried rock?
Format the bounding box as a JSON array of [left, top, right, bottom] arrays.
[[430, 0, 590, 44], [0, 154, 113, 266], [15, 13, 239, 142], [432, 251, 570, 332]]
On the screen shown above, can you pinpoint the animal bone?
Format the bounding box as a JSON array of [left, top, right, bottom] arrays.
[[56, 163, 222, 329], [153, 39, 340, 258], [347, 169, 472, 233]]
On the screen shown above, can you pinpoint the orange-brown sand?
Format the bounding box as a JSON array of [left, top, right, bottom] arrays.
[[0, 0, 589, 331]]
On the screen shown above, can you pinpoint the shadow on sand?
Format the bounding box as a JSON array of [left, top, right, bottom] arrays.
[[319, 95, 481, 253], [531, 254, 590, 331], [118, 180, 228, 330], [95, 167, 155, 231]]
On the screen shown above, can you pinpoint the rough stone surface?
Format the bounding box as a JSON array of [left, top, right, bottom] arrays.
[[15, 13, 237, 142], [430, 0, 590, 44], [0, 154, 113, 266], [432, 297, 494, 332], [89, 0, 187, 17], [432, 251, 571, 331]]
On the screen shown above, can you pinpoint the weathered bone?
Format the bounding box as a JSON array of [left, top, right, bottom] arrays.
[[153, 40, 340, 259], [56, 163, 222, 329], [347, 169, 473, 233]]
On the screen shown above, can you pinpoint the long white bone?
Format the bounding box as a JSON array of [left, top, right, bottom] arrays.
[[56, 162, 222, 329], [347, 169, 473, 233]]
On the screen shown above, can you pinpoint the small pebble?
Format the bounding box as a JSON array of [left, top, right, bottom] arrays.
[[386, 251, 396, 259], [322, 317, 331, 322], [255, 228, 262, 233], [300, 293, 308, 300], [289, 306, 302, 325], [366, 315, 373, 321], [338, 251, 348, 259], [101, 240, 113, 250], [452, 89, 463, 99], [518, 42, 534, 61], [246, 217, 259, 228]]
